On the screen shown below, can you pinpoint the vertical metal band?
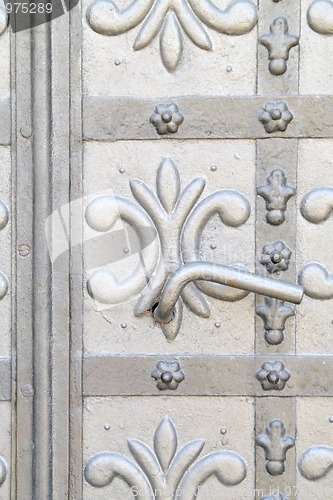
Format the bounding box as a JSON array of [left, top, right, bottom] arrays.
[[14, 21, 34, 500], [69, 0, 84, 496], [49, 7, 71, 497], [14, 9, 72, 497], [255, 2, 300, 498], [31, 19, 53, 498]]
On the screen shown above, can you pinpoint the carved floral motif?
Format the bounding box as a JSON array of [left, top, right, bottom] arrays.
[[86, 157, 251, 340], [257, 168, 295, 226], [256, 361, 290, 391], [151, 361, 185, 390], [257, 420, 295, 476], [260, 240, 292, 274], [84, 416, 247, 497], [86, 0, 258, 71], [260, 17, 299, 76], [259, 101, 293, 133], [150, 103, 184, 135]]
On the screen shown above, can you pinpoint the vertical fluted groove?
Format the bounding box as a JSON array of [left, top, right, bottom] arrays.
[[68, 0, 84, 495], [31, 18, 53, 499]]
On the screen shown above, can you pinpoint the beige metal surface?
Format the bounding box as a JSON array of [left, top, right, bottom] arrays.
[[2, 0, 333, 498], [80, 1, 333, 499]]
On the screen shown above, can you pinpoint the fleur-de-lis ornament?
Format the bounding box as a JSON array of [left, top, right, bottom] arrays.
[[260, 17, 299, 75], [85, 416, 247, 497], [257, 419, 295, 476], [87, 0, 258, 71], [86, 157, 251, 340], [256, 296, 294, 345], [257, 168, 295, 226]]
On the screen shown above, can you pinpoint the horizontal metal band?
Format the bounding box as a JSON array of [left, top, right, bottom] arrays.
[[84, 95, 333, 141], [0, 100, 10, 145], [0, 357, 11, 400], [84, 354, 333, 397]]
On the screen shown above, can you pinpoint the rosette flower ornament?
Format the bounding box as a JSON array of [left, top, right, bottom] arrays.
[[150, 103, 184, 135], [260, 240, 292, 274], [259, 101, 293, 133], [256, 360, 290, 391], [151, 360, 185, 390]]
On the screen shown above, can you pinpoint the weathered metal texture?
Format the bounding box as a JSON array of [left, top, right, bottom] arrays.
[[3, 0, 333, 497], [83, 355, 333, 397], [0, 6, 12, 499], [254, 1, 300, 496], [83, 95, 333, 140], [79, 0, 333, 496], [14, 4, 72, 500]]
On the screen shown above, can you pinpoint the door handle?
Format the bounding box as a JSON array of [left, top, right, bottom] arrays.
[[153, 262, 304, 323]]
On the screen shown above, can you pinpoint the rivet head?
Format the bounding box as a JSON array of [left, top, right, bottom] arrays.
[[271, 252, 282, 264], [329, 416, 333, 423], [119, 167, 125, 174], [120, 323, 127, 329], [220, 427, 227, 435], [161, 371, 173, 384], [210, 164, 217, 171], [18, 244, 30, 257], [20, 125, 32, 138], [104, 423, 111, 430], [267, 370, 280, 384], [270, 108, 282, 120], [21, 384, 33, 397], [161, 111, 172, 123]]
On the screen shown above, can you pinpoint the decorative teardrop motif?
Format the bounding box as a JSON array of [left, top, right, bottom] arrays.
[[154, 416, 177, 473], [160, 12, 183, 71], [157, 157, 181, 214], [86, 0, 258, 71]]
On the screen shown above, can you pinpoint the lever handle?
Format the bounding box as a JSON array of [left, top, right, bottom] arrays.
[[153, 262, 304, 324]]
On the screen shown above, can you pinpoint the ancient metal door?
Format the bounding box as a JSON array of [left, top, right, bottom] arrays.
[[2, 0, 333, 498]]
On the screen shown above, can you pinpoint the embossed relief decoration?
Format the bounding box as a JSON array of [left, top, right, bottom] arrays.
[[86, 0, 258, 71], [257, 168, 295, 226], [307, 0, 333, 34], [299, 186, 333, 299], [86, 157, 251, 340], [260, 17, 299, 76], [86, 157, 303, 341], [257, 240, 295, 345], [256, 419, 295, 476], [299, 440, 333, 483], [151, 360, 185, 390], [85, 416, 247, 497]]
